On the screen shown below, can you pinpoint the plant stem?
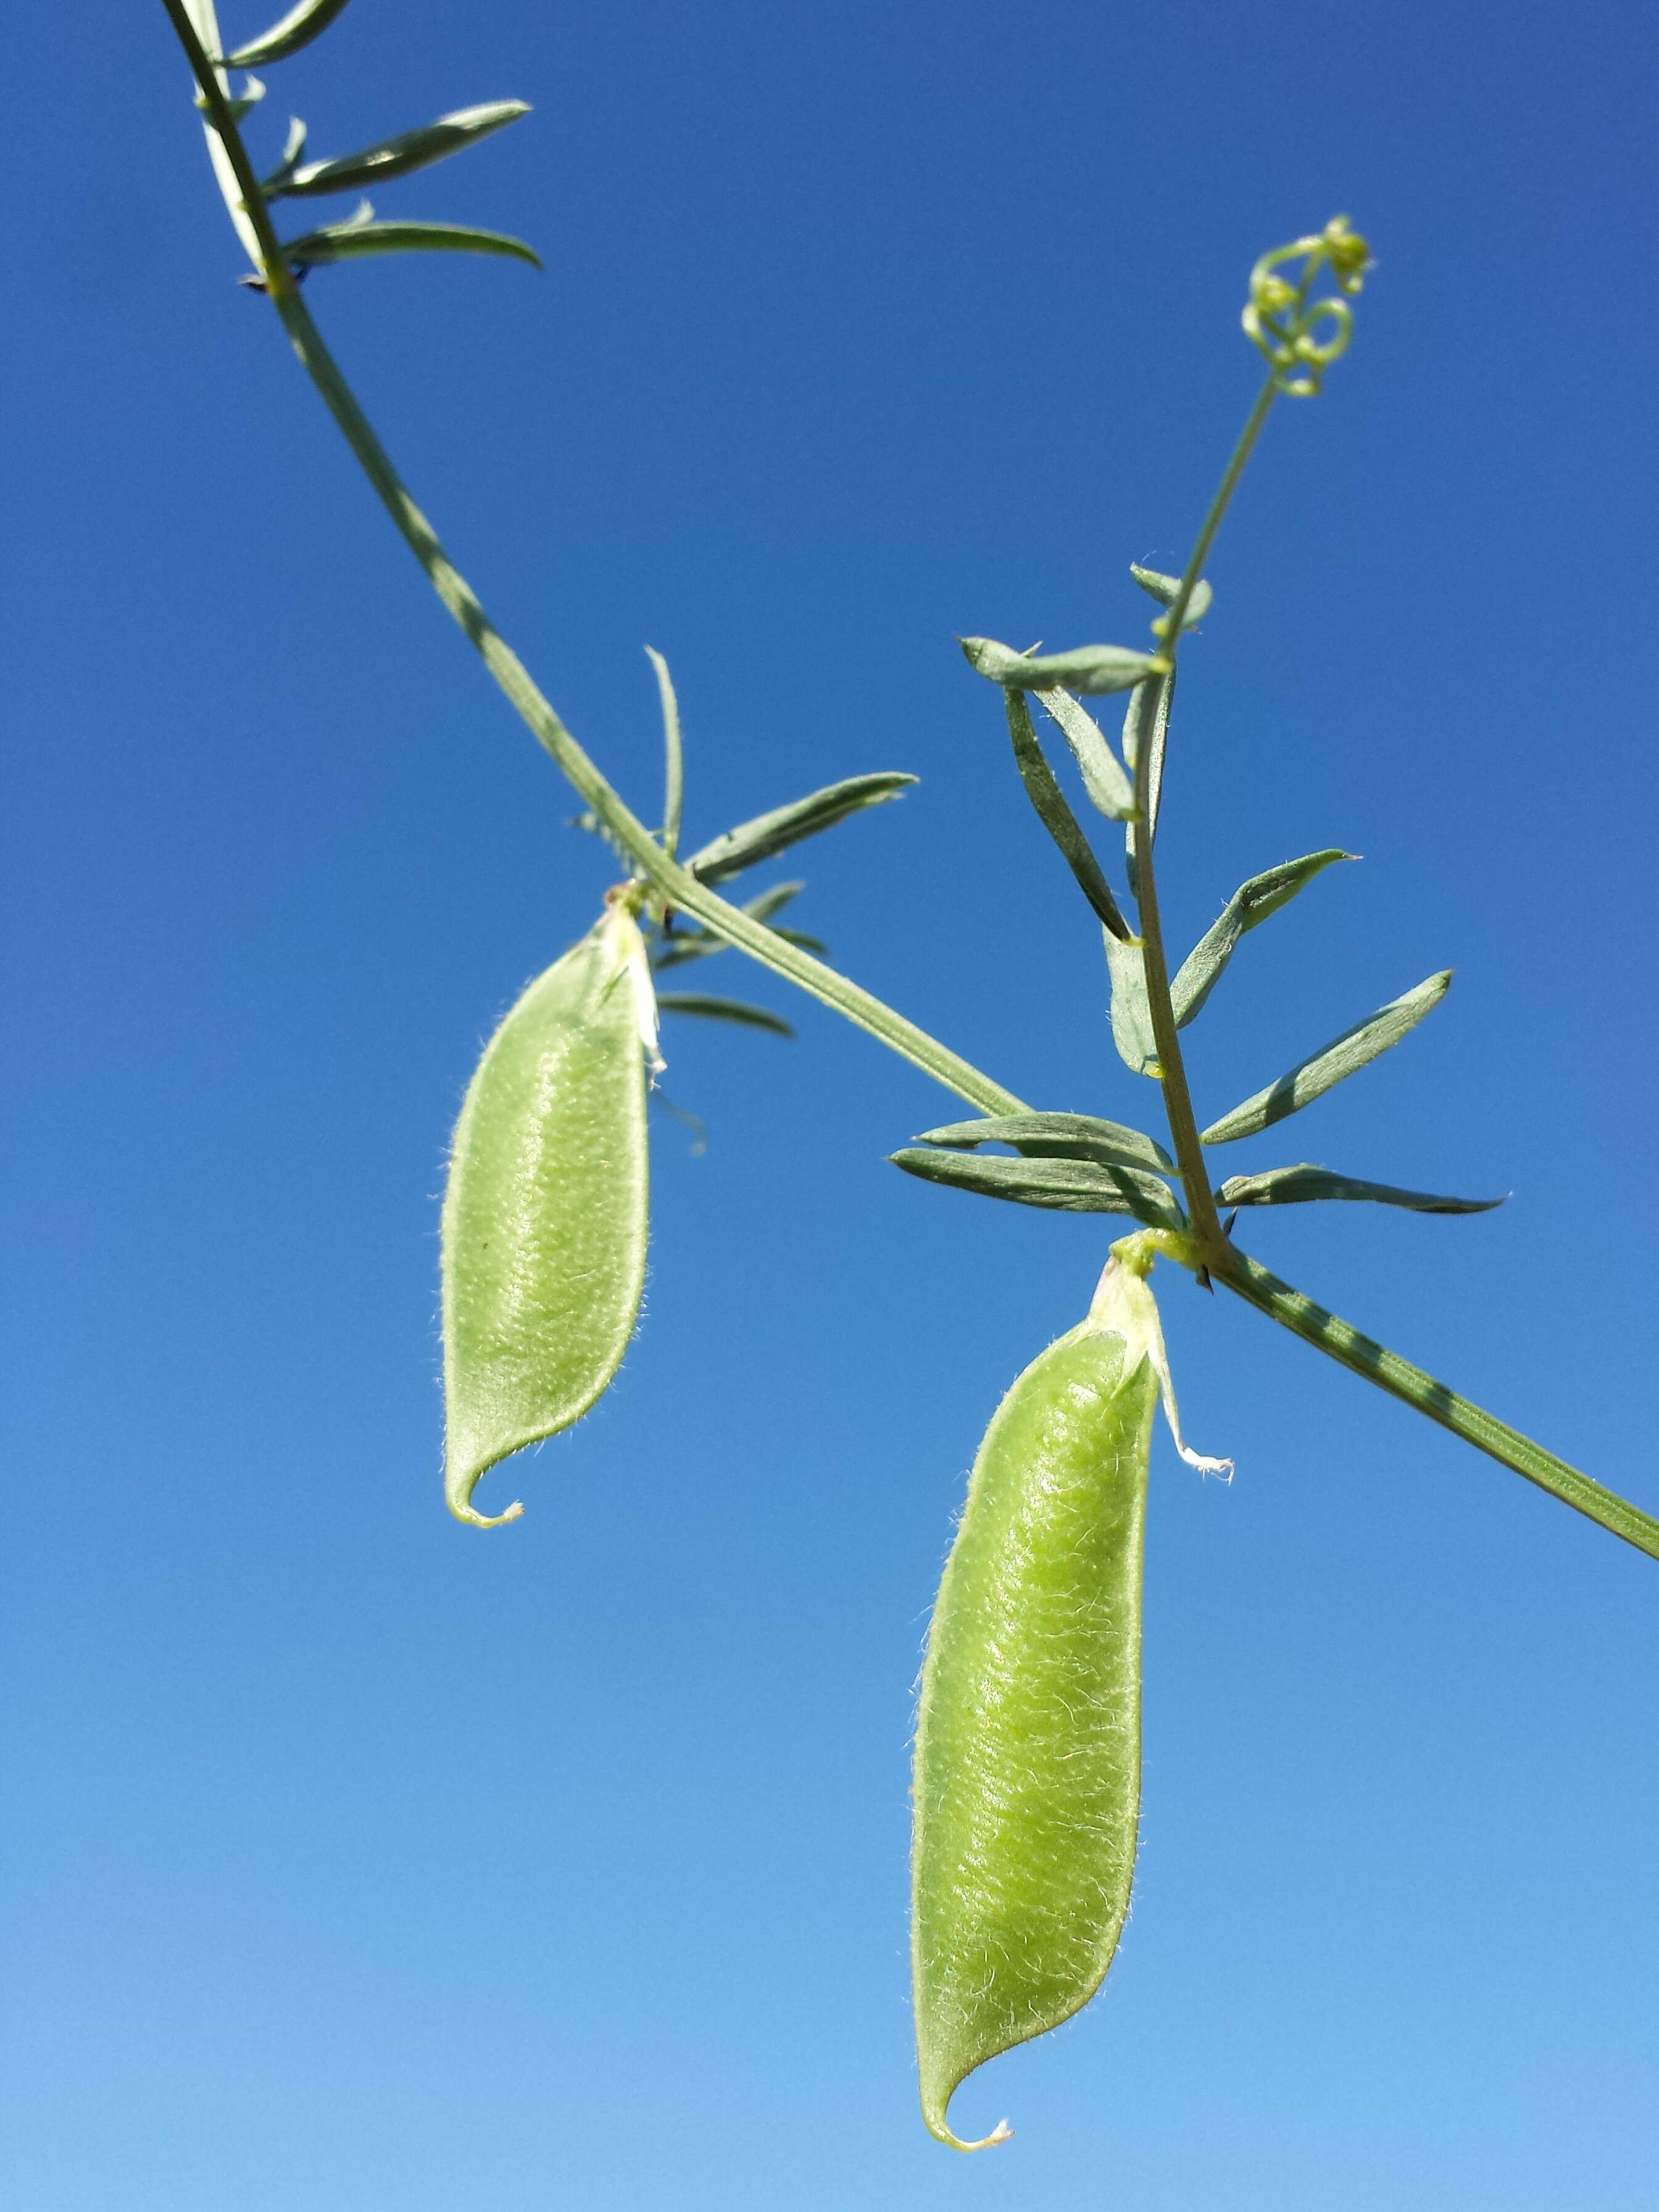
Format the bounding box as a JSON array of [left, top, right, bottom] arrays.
[[1216, 1250, 1659, 1564], [1122, 378, 1281, 1261], [162, 19, 1659, 1557], [160, 0, 1024, 1120], [1154, 378, 1278, 648], [1124, 676, 1224, 1255]]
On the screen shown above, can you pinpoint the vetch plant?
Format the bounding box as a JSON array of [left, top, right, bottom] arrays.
[[161, 0, 1659, 2152]]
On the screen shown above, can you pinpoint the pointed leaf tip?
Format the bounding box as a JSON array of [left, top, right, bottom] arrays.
[[1129, 563, 1213, 628], [1200, 970, 1453, 1144], [268, 101, 533, 199], [684, 773, 915, 885], [225, 0, 357, 66], [962, 636, 1157, 696], [1171, 849, 1353, 1028]]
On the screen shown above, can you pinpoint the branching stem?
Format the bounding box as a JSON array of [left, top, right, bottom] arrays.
[[160, 4, 1658, 1562], [160, 0, 1023, 1120]]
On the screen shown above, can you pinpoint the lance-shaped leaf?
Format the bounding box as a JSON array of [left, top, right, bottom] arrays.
[[1171, 849, 1353, 1028], [266, 101, 531, 199], [1105, 929, 1160, 1076], [891, 1148, 1184, 1229], [683, 772, 915, 885], [960, 637, 1157, 697], [1003, 692, 1130, 939], [742, 880, 805, 926], [1035, 688, 1136, 821], [1200, 970, 1453, 1145], [279, 217, 542, 270], [1214, 1163, 1505, 1213], [1129, 562, 1213, 628], [913, 1112, 1175, 1178], [656, 992, 794, 1037], [646, 646, 684, 860], [1121, 672, 1172, 899], [226, 0, 356, 67]]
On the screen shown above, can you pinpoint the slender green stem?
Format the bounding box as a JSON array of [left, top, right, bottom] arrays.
[[1153, 377, 1278, 652], [160, 0, 1023, 1120], [1216, 1249, 1659, 1563], [1123, 381, 1281, 1258], [1126, 307, 1308, 1249], [1125, 676, 1223, 1254]]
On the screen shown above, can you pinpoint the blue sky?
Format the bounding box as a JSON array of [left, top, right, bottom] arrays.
[[4, 1, 1657, 2205]]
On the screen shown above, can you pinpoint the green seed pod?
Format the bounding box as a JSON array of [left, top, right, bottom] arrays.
[[912, 1233, 1228, 2150], [441, 903, 657, 1527]]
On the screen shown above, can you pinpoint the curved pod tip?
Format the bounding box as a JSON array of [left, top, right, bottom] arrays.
[[447, 1494, 525, 1530], [441, 907, 655, 1528], [923, 2103, 1013, 2154]]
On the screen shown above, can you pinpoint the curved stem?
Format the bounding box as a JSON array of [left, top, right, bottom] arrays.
[[160, 0, 1024, 1120], [1216, 1249, 1659, 1564]]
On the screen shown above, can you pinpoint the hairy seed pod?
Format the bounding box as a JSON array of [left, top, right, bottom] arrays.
[[912, 1237, 1227, 2148], [441, 904, 657, 1526]]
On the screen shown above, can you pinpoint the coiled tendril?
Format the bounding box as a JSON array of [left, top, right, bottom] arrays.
[[1242, 215, 1371, 396]]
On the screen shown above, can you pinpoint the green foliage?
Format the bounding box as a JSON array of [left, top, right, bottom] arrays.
[[655, 992, 794, 1037], [275, 207, 542, 272], [912, 1112, 1175, 1176], [681, 771, 917, 885], [1199, 970, 1452, 1143], [1215, 1163, 1503, 1212], [263, 102, 531, 199], [889, 1146, 1184, 1228], [224, 0, 356, 69], [1170, 849, 1353, 1026]]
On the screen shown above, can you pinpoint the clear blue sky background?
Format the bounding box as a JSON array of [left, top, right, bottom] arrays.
[[4, 2, 1657, 2206]]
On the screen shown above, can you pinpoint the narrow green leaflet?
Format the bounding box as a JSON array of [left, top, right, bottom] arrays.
[[913, 1112, 1175, 1178], [891, 1147, 1184, 1228], [1121, 673, 1171, 900], [1200, 970, 1453, 1144], [265, 101, 531, 198], [225, 0, 354, 67], [684, 773, 916, 884], [441, 907, 655, 1527], [961, 637, 1157, 697], [279, 217, 542, 270], [1128, 562, 1213, 628], [656, 992, 794, 1037], [742, 881, 805, 926], [1215, 1164, 1504, 1212], [1034, 688, 1136, 821], [646, 646, 684, 860], [1104, 929, 1159, 1076], [1002, 693, 1130, 939], [1170, 849, 1353, 1028]]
